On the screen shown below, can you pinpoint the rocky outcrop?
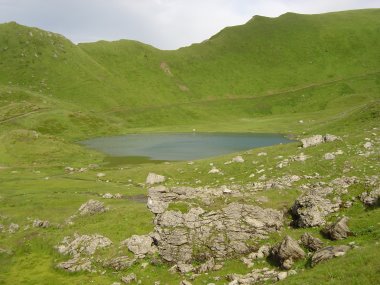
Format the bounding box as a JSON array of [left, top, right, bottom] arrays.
[[291, 187, 341, 227], [57, 233, 112, 256], [103, 256, 136, 271], [301, 134, 340, 148], [311, 245, 350, 266], [146, 173, 166, 185], [324, 217, 352, 240], [121, 273, 137, 284], [78, 200, 108, 216], [271, 236, 305, 270], [57, 257, 92, 272], [148, 188, 283, 264], [359, 188, 379, 206], [227, 268, 286, 284], [121, 234, 156, 258], [300, 233, 324, 251]]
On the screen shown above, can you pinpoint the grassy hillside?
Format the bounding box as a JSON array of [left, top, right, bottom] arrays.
[[0, 9, 379, 285]]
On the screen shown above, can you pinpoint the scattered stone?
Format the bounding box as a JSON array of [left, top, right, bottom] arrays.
[[0, 224, 4, 232], [324, 134, 340, 142], [121, 273, 137, 284], [277, 271, 288, 280], [97, 172, 106, 178], [359, 188, 380, 206], [196, 257, 215, 273], [228, 268, 281, 284], [324, 153, 335, 160], [257, 152, 267, 156], [8, 223, 19, 233], [78, 200, 107, 216], [102, 193, 114, 199], [177, 263, 195, 274], [57, 257, 92, 272], [311, 245, 350, 266], [33, 219, 49, 228], [121, 235, 156, 257], [363, 142, 372, 149], [146, 173, 166, 185], [325, 217, 352, 240], [208, 167, 222, 174], [103, 256, 136, 271], [180, 280, 192, 285], [248, 245, 270, 260], [271, 236, 305, 270], [301, 135, 324, 148], [300, 233, 324, 251], [232, 156, 244, 163], [57, 233, 112, 256]]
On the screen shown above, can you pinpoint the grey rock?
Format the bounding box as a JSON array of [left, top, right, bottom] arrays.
[[311, 245, 350, 266], [33, 219, 49, 228], [300, 233, 324, 251], [277, 271, 288, 280], [324, 153, 335, 160], [8, 223, 19, 233], [78, 200, 107, 216], [325, 217, 352, 240], [292, 191, 340, 227], [57, 257, 92, 272], [271, 236, 305, 269], [359, 188, 380, 206], [177, 263, 194, 274], [324, 134, 340, 142], [103, 256, 136, 271], [232, 156, 244, 163], [121, 235, 156, 257], [121, 273, 136, 284], [301, 135, 324, 148], [146, 173, 166, 185], [180, 281, 192, 285], [57, 233, 112, 256], [196, 257, 215, 273]]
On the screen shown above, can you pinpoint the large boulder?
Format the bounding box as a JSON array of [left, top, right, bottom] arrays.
[[301, 135, 324, 148], [300, 233, 324, 251], [121, 234, 156, 257], [359, 188, 380, 207], [146, 173, 166, 185], [291, 194, 340, 227], [271, 236, 305, 270], [311, 245, 350, 266], [78, 200, 107, 216], [324, 217, 352, 240]]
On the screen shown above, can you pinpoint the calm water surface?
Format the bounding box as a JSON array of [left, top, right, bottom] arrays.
[[80, 133, 291, 164]]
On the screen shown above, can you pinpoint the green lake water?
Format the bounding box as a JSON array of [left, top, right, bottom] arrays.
[[80, 133, 292, 164]]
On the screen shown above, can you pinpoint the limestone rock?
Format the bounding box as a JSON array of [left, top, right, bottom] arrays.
[[177, 263, 194, 274], [180, 281, 192, 285], [33, 219, 49, 228], [57, 257, 92, 272], [208, 167, 221, 174], [311, 245, 350, 266], [146, 173, 166, 185], [277, 271, 288, 280], [324, 134, 340, 142], [196, 257, 215, 273], [78, 200, 107, 216], [232, 156, 244, 163], [301, 135, 324, 148], [359, 188, 380, 206], [121, 234, 156, 257], [363, 142, 372, 149], [300, 233, 324, 251], [103, 256, 136, 271], [292, 192, 340, 227], [324, 153, 335, 160], [271, 236, 305, 270], [121, 273, 136, 284], [8, 223, 19, 233], [57, 233, 112, 256], [325, 217, 352, 240]]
